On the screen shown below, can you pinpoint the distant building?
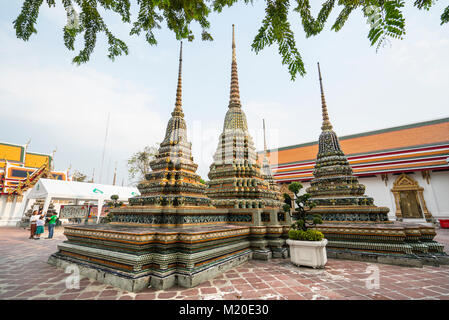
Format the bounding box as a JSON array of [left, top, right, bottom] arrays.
[[262, 117, 449, 223], [0, 141, 69, 226]]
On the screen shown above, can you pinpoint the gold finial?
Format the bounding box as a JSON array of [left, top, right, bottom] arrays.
[[229, 24, 241, 108], [173, 41, 184, 117], [232, 24, 236, 50], [317, 62, 332, 131]]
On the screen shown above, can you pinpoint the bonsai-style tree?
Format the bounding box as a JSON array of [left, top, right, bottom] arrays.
[[103, 194, 123, 223], [283, 182, 324, 241]]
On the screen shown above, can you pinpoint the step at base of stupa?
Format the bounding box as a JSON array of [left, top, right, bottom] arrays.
[[326, 247, 449, 268], [48, 241, 253, 292]]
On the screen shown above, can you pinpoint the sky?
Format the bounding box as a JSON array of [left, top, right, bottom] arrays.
[[1, 1, 448, 185]]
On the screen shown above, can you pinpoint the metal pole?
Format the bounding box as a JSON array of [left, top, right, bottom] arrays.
[[99, 112, 110, 184]]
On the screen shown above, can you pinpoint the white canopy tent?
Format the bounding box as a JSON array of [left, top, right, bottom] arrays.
[[22, 179, 140, 223]]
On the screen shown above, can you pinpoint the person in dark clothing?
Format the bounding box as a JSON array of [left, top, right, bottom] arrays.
[[29, 211, 39, 239]]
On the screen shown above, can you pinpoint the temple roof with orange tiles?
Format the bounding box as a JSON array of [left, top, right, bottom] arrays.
[[260, 117, 449, 183]]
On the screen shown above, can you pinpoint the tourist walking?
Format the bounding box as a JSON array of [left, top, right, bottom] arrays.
[[29, 211, 39, 239], [46, 212, 58, 239], [34, 215, 45, 240]]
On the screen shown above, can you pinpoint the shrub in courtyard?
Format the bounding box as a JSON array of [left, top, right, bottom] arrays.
[[283, 182, 323, 241]]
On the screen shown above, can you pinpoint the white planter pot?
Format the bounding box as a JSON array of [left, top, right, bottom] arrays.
[[286, 239, 328, 268]]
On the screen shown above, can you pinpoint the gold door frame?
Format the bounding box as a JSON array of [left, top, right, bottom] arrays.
[[391, 173, 432, 222]]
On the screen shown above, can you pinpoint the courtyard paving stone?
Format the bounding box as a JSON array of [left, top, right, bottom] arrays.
[[0, 226, 448, 300]]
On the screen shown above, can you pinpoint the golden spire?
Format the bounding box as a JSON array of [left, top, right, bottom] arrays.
[[172, 41, 184, 117], [317, 62, 332, 131], [229, 24, 241, 108]]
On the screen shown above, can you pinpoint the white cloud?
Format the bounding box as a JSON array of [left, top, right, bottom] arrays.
[[385, 35, 449, 86], [0, 64, 165, 184]]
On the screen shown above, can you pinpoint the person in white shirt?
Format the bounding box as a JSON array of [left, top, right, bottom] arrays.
[[35, 215, 45, 240]]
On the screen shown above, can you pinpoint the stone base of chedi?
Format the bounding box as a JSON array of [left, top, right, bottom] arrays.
[[307, 63, 448, 267], [48, 208, 290, 291], [48, 223, 251, 292], [320, 222, 447, 267]]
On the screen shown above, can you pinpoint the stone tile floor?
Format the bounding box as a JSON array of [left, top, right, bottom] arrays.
[[0, 226, 449, 300]]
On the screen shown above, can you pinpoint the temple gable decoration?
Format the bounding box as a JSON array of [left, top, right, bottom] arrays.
[[391, 173, 432, 222]]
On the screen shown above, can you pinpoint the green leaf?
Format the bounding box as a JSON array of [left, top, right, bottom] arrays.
[[441, 5, 449, 25]]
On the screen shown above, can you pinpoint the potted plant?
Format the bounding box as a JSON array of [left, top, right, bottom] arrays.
[[283, 182, 327, 268], [102, 195, 123, 223]]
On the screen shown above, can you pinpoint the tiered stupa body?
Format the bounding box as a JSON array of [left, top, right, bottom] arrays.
[[206, 26, 286, 260], [130, 43, 211, 209], [308, 64, 447, 265], [206, 26, 283, 211], [306, 64, 390, 222]]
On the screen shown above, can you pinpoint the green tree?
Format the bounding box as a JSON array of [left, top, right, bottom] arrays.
[[103, 194, 123, 223], [13, 1, 449, 80], [71, 170, 87, 182], [283, 181, 321, 232], [127, 145, 158, 183]]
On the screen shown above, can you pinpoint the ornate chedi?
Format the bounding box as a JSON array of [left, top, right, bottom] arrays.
[[306, 63, 390, 223], [130, 43, 211, 210], [308, 63, 448, 266], [206, 25, 282, 211], [206, 25, 285, 260]]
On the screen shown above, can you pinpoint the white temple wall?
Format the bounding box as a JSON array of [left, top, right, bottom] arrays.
[[359, 176, 395, 219], [0, 195, 23, 226], [413, 173, 438, 219], [0, 195, 83, 227], [353, 172, 449, 221], [348, 173, 448, 221], [429, 171, 449, 219], [0, 190, 35, 227]]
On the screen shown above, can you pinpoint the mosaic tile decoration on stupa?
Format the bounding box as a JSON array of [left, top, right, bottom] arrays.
[[205, 26, 283, 212], [307, 63, 447, 264], [48, 28, 291, 292]]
